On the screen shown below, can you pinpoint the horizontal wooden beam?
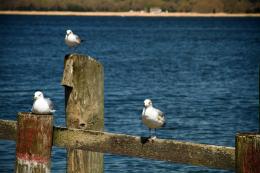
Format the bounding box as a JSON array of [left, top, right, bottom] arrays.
[[0, 119, 16, 140], [0, 119, 235, 170], [53, 126, 235, 170]]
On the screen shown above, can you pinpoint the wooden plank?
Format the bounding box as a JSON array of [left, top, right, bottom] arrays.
[[53, 126, 235, 170], [0, 119, 16, 140], [0, 119, 235, 170], [61, 54, 104, 173], [236, 133, 260, 173], [15, 112, 53, 173]]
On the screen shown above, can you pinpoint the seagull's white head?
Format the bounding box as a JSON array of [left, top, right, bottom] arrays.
[[144, 99, 152, 108], [66, 30, 72, 35], [34, 91, 44, 100]]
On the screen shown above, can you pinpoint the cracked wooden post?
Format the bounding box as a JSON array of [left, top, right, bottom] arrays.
[[236, 133, 260, 173], [15, 112, 53, 173], [62, 54, 104, 173]]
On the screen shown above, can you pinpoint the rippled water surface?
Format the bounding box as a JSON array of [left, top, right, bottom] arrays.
[[0, 15, 259, 173]]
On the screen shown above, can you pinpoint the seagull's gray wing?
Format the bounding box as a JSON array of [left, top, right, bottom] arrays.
[[156, 108, 164, 118], [155, 108, 166, 126], [75, 34, 81, 43], [45, 98, 55, 112]]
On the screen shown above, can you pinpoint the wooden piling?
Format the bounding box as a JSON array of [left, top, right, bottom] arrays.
[[62, 54, 104, 173], [15, 112, 53, 173], [236, 133, 260, 173]]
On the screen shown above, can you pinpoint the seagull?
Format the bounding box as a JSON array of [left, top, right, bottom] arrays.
[[65, 29, 82, 48], [142, 99, 165, 139], [31, 91, 55, 114]]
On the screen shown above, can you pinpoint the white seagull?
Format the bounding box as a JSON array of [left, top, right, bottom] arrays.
[[65, 29, 82, 48], [31, 91, 55, 114], [142, 99, 165, 139]]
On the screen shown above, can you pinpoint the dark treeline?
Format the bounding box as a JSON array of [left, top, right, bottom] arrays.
[[1, 0, 260, 13]]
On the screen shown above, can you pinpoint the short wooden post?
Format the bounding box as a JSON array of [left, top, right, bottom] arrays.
[[62, 54, 104, 173], [236, 133, 260, 173], [15, 112, 53, 173]]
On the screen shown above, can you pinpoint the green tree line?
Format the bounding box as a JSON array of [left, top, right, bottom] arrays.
[[0, 0, 260, 13]]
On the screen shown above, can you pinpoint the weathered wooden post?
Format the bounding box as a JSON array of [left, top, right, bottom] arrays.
[[61, 54, 104, 173], [15, 112, 53, 173], [236, 133, 260, 173]]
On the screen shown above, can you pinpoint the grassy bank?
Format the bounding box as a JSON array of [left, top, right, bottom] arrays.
[[1, 10, 260, 17]]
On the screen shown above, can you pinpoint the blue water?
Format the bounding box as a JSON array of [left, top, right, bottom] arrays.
[[0, 15, 259, 173]]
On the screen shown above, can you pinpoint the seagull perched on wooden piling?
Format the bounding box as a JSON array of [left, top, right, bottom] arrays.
[[31, 91, 55, 114], [65, 29, 82, 48], [142, 99, 165, 139]]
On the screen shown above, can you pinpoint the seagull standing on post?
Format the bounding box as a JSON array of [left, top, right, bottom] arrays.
[[142, 99, 165, 139], [32, 91, 55, 114], [65, 29, 82, 48]]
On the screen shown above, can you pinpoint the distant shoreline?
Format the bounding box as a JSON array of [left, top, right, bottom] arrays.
[[1, 10, 260, 17]]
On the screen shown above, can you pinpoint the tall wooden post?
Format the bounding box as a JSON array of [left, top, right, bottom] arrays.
[[15, 112, 53, 173], [62, 54, 104, 173], [236, 133, 260, 173]]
